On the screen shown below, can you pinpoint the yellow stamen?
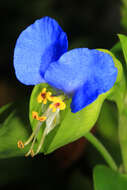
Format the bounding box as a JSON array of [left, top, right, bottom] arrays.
[[32, 111, 39, 120], [49, 97, 66, 112], [32, 111, 47, 122], [17, 140, 24, 149], [38, 88, 46, 102], [34, 130, 46, 156], [37, 88, 52, 104], [38, 116, 47, 122]]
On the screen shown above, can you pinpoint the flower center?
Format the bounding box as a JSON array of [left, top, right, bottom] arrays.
[[37, 88, 52, 104], [49, 97, 66, 112], [55, 102, 60, 107], [41, 92, 46, 99]]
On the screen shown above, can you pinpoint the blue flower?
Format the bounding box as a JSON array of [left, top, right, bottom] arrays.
[[14, 16, 117, 113]]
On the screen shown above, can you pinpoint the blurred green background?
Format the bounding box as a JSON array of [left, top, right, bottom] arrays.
[[0, 0, 126, 189]]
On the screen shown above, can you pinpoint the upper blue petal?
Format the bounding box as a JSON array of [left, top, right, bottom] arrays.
[[44, 48, 117, 113], [14, 16, 68, 85]]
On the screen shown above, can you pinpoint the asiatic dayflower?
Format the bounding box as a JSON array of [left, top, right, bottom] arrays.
[[14, 17, 117, 156]]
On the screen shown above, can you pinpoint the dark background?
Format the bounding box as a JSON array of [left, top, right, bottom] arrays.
[[0, 0, 125, 189]]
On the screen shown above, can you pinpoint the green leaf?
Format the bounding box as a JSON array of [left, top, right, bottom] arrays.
[[0, 100, 31, 158], [107, 78, 126, 113], [97, 101, 121, 165], [110, 41, 125, 65], [93, 165, 127, 190], [97, 101, 118, 143], [110, 42, 121, 55], [119, 34, 127, 66]]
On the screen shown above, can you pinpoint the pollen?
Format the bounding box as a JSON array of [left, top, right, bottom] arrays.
[[49, 98, 66, 112], [37, 88, 52, 104], [17, 140, 24, 149]]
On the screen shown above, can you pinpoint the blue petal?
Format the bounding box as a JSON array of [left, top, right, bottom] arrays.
[[45, 48, 117, 112], [71, 81, 100, 113], [14, 17, 68, 85]]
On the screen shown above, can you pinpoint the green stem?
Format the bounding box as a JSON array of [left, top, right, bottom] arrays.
[[84, 132, 118, 171], [119, 111, 127, 173]]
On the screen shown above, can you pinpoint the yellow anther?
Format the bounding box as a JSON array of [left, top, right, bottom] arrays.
[[37, 88, 52, 104], [49, 98, 66, 112], [32, 111, 47, 122], [17, 140, 24, 149], [32, 111, 39, 120], [38, 116, 47, 122]]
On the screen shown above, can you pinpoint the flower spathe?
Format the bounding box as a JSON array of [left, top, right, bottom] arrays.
[[14, 16, 117, 113]]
